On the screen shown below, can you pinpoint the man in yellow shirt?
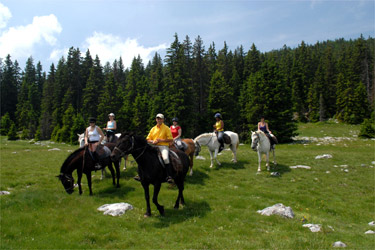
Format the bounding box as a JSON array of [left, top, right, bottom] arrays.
[[134, 113, 174, 183]]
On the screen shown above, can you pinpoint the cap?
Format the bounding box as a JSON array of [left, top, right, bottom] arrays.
[[156, 113, 164, 119], [108, 113, 115, 117]]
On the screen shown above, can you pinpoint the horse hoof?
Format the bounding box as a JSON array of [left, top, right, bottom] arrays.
[[144, 213, 151, 218], [159, 206, 165, 216]]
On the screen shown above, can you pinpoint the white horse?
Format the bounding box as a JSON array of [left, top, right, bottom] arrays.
[[194, 131, 239, 168], [251, 131, 276, 172]]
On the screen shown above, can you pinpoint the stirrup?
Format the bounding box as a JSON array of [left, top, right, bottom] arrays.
[[95, 163, 102, 170], [166, 176, 174, 184], [133, 175, 141, 182]]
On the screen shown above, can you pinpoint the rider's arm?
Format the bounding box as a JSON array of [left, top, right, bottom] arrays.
[[266, 123, 272, 134], [97, 127, 105, 144], [84, 128, 89, 145]]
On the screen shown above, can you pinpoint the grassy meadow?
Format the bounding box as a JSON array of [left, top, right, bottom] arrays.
[[1, 122, 374, 249]]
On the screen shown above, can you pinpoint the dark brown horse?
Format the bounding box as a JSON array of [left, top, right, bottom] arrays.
[[171, 139, 196, 176], [111, 132, 190, 217], [57, 143, 120, 195]]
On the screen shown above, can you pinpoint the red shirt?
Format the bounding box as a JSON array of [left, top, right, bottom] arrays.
[[170, 125, 181, 138]]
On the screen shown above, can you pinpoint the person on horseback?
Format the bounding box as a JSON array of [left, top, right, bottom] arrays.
[[103, 113, 117, 143], [170, 117, 184, 150], [213, 113, 225, 152], [258, 116, 276, 149], [84, 117, 105, 169], [134, 113, 174, 184]]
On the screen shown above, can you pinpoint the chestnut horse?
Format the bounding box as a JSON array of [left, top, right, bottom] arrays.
[[171, 139, 196, 176], [57, 143, 120, 195]]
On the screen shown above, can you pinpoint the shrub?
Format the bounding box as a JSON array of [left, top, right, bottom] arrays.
[[7, 122, 18, 140], [0, 113, 12, 135], [359, 119, 375, 138]]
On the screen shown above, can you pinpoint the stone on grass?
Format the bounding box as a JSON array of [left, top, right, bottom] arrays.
[[372, 161, 375, 165], [333, 241, 347, 248], [196, 156, 206, 160], [315, 154, 332, 159], [97, 202, 133, 216], [270, 172, 281, 177], [365, 230, 375, 234], [303, 223, 321, 232], [257, 203, 294, 219], [48, 148, 61, 151], [290, 165, 311, 169], [369, 221, 375, 226], [0, 191, 10, 195]]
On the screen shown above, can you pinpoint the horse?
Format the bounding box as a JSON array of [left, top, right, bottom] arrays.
[[78, 133, 129, 172], [171, 138, 196, 176], [111, 132, 190, 217], [57, 143, 120, 195], [250, 131, 277, 172], [194, 131, 239, 168]]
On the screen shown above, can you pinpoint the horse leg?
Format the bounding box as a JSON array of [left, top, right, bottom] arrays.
[[77, 171, 83, 195], [231, 145, 237, 163], [142, 182, 152, 217], [174, 181, 185, 209], [272, 149, 277, 165], [266, 152, 270, 171], [189, 153, 194, 176], [209, 150, 214, 168], [214, 149, 221, 166], [257, 151, 262, 172], [152, 183, 164, 216], [107, 162, 116, 186], [86, 172, 93, 195], [114, 160, 120, 188], [100, 169, 105, 180], [123, 155, 128, 170]]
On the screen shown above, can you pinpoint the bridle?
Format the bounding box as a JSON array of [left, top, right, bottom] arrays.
[[251, 132, 260, 150], [62, 174, 75, 192], [113, 136, 147, 161]]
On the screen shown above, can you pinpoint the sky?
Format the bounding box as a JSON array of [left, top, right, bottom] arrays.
[[0, 0, 374, 71]]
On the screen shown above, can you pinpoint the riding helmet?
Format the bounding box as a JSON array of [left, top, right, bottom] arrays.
[[172, 117, 178, 122], [214, 113, 222, 119]]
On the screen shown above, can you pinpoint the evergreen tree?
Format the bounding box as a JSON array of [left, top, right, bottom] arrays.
[[1, 55, 19, 119], [0, 113, 12, 135], [39, 64, 56, 140], [244, 43, 261, 80], [7, 121, 18, 140]]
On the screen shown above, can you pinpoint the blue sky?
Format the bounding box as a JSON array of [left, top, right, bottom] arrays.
[[0, 0, 374, 70]]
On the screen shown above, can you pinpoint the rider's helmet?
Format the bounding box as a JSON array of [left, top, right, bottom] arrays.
[[172, 117, 178, 122], [214, 113, 222, 119], [89, 117, 96, 123]]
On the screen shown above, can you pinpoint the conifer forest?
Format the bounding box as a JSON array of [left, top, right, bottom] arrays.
[[0, 34, 374, 143]]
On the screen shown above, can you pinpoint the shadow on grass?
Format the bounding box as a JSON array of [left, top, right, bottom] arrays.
[[268, 163, 291, 175], [152, 199, 211, 228], [213, 159, 247, 170], [185, 169, 209, 185], [97, 184, 136, 198]]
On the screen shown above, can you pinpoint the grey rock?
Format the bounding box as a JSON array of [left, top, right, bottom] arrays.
[[333, 241, 347, 248], [97, 202, 133, 216], [257, 203, 294, 218], [303, 223, 321, 232], [0, 191, 10, 195], [315, 154, 332, 159]]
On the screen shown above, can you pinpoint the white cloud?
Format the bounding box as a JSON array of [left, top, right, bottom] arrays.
[[0, 14, 62, 59], [83, 32, 167, 68], [0, 2, 11, 29]]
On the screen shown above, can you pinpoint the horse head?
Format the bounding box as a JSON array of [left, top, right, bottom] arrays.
[[251, 131, 259, 151], [77, 133, 85, 147], [57, 173, 75, 194], [111, 132, 135, 161], [194, 140, 201, 156]]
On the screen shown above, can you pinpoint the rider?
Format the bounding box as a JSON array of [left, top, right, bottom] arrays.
[[257, 116, 276, 149], [103, 113, 117, 143], [134, 114, 174, 184], [170, 117, 183, 150], [84, 117, 105, 169], [213, 113, 225, 152]]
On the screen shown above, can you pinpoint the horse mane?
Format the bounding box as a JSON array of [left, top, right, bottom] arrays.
[[194, 133, 214, 141], [60, 147, 84, 173]]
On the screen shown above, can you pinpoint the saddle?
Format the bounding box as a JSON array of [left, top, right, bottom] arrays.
[[156, 148, 183, 173], [88, 144, 111, 161], [223, 133, 231, 144], [174, 140, 188, 151]]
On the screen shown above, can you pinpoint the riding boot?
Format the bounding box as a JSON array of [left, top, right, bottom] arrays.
[[165, 163, 174, 184], [218, 143, 224, 153]]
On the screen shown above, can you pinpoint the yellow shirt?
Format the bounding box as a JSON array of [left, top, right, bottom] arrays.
[[146, 123, 173, 146], [215, 121, 224, 132]]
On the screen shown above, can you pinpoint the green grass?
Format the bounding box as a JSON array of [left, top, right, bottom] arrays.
[[1, 123, 374, 249]]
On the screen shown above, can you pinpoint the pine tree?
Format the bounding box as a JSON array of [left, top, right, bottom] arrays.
[[0, 113, 12, 135], [1, 55, 19, 119], [39, 64, 56, 140]]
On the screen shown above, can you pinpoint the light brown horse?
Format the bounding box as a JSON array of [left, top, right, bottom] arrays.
[[171, 138, 196, 176]]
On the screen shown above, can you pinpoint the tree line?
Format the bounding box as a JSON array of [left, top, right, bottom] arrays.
[[1, 34, 374, 143]]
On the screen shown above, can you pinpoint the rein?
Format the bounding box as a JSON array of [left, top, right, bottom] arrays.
[[198, 133, 214, 146], [114, 136, 148, 161]]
